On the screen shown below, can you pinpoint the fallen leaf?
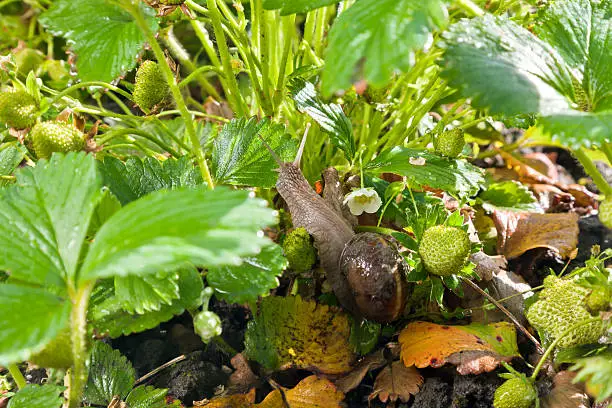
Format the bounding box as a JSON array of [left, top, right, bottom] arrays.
[[399, 322, 519, 373], [542, 371, 590, 408], [228, 353, 260, 394], [258, 376, 344, 408], [470, 252, 507, 281], [244, 296, 356, 375], [335, 349, 387, 394], [194, 389, 256, 407], [369, 362, 423, 403], [491, 211, 579, 259], [446, 350, 510, 375]]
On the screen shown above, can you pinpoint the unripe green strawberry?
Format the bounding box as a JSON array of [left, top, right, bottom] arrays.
[[493, 376, 537, 408], [418, 225, 470, 276], [0, 89, 39, 129], [14, 48, 44, 77], [599, 197, 612, 229], [434, 128, 465, 158], [282, 227, 317, 273], [586, 287, 611, 313], [29, 329, 72, 369], [132, 60, 170, 112], [526, 276, 605, 348], [30, 121, 85, 159]]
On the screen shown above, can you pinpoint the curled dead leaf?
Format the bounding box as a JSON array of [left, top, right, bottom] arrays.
[[194, 388, 256, 407], [399, 321, 519, 374], [369, 362, 423, 403], [542, 371, 590, 408], [491, 210, 579, 259], [335, 349, 387, 394], [228, 353, 260, 394]]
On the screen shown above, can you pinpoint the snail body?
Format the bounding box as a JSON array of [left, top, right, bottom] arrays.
[[276, 161, 410, 323]]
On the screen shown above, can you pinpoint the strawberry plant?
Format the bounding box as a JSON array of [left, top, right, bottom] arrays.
[[0, 0, 611, 407]]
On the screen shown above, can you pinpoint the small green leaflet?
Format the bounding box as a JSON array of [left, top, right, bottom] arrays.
[[207, 243, 287, 304], [570, 348, 612, 403], [321, 0, 448, 96], [478, 181, 541, 213], [125, 386, 173, 408], [441, 0, 612, 148], [7, 384, 64, 408], [99, 156, 203, 206], [212, 117, 297, 187], [289, 78, 355, 161], [263, 0, 338, 15], [39, 0, 158, 83], [115, 271, 181, 314], [84, 342, 136, 406], [0, 142, 25, 186], [365, 147, 485, 198]]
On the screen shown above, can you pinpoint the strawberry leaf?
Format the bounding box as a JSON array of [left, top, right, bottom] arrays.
[[263, 0, 338, 15], [7, 384, 64, 408], [84, 341, 136, 406], [571, 347, 612, 403], [479, 181, 540, 213], [125, 386, 172, 408], [0, 142, 26, 186], [39, 0, 158, 83], [321, 0, 447, 96]]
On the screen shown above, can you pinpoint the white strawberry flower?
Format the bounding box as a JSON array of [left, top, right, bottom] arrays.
[[343, 187, 382, 216]]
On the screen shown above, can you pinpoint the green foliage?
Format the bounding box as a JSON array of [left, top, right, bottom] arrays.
[[0, 143, 26, 185], [365, 147, 485, 198], [99, 155, 202, 205], [349, 319, 381, 355], [321, 0, 447, 96], [441, 0, 612, 148], [39, 0, 158, 82], [7, 384, 64, 408], [14, 48, 44, 78], [570, 347, 612, 403], [132, 60, 170, 112], [479, 181, 540, 213], [125, 386, 173, 408], [84, 341, 135, 406], [282, 227, 316, 273], [30, 121, 86, 159], [0, 89, 39, 129], [207, 242, 287, 304], [288, 78, 355, 161], [263, 0, 338, 15], [212, 117, 297, 187]]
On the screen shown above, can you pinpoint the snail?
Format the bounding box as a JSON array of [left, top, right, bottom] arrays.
[[264, 126, 411, 323]]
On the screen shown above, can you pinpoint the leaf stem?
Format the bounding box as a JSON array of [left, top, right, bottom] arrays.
[[461, 276, 543, 353], [127, 3, 215, 189], [456, 0, 485, 16], [66, 281, 95, 408], [529, 317, 602, 380], [573, 147, 612, 196], [48, 81, 133, 104], [7, 363, 26, 390]]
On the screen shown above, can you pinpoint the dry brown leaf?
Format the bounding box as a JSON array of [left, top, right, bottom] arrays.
[[369, 362, 423, 403], [335, 349, 387, 394], [257, 375, 344, 408], [542, 371, 590, 408], [399, 322, 519, 373], [228, 353, 260, 394], [491, 210, 579, 259], [194, 389, 256, 407], [446, 350, 511, 375]]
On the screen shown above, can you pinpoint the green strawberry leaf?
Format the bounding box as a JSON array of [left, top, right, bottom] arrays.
[[125, 385, 171, 408], [7, 384, 64, 408], [479, 181, 541, 213], [212, 117, 297, 188], [364, 147, 485, 198], [39, 0, 158, 83], [441, 2, 612, 148], [0, 142, 26, 186], [83, 341, 136, 406], [207, 242, 287, 304], [0, 152, 101, 288], [99, 156, 203, 206], [79, 187, 276, 282], [0, 285, 70, 366], [571, 347, 612, 403], [288, 78, 355, 161], [263, 0, 338, 15], [114, 271, 181, 314], [89, 266, 203, 338], [321, 0, 447, 96], [88, 189, 122, 238]]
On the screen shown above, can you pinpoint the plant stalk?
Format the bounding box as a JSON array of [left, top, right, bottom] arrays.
[[456, 0, 485, 16], [7, 363, 26, 390], [128, 3, 215, 189], [573, 147, 612, 196], [66, 281, 95, 408]]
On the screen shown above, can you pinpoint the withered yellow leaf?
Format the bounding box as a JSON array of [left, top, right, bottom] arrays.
[[257, 375, 344, 408]]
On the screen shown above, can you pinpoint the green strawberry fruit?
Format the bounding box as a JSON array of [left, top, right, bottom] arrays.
[[0, 89, 39, 129], [14, 48, 44, 77], [29, 329, 72, 369], [599, 197, 612, 229], [132, 60, 170, 112], [418, 225, 470, 276], [493, 376, 537, 408], [282, 227, 317, 273], [30, 121, 86, 159], [586, 287, 611, 313], [526, 276, 605, 348], [193, 311, 222, 343], [434, 128, 465, 158]]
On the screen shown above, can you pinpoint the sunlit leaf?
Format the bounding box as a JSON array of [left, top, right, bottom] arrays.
[[258, 375, 344, 408], [479, 181, 540, 213], [262, 0, 338, 15], [7, 384, 64, 408]]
